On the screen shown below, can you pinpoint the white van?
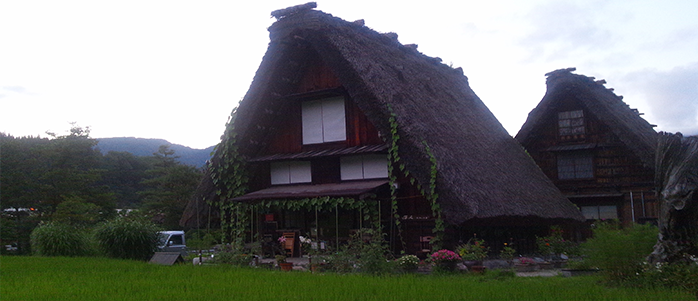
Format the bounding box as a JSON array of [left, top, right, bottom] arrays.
[[157, 231, 187, 256]]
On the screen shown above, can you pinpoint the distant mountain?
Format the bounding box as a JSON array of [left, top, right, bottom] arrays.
[[96, 137, 215, 168]]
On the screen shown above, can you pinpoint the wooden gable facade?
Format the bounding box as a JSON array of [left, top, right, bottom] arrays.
[[516, 69, 658, 229], [235, 50, 435, 256], [182, 6, 585, 258]]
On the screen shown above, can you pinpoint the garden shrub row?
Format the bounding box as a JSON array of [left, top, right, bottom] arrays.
[[29, 216, 160, 260]]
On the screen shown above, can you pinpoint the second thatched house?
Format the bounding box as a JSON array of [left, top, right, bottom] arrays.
[[516, 68, 658, 230], [182, 4, 583, 256]]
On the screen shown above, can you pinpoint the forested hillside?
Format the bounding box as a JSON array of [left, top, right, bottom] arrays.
[[0, 129, 203, 254], [96, 137, 214, 168]]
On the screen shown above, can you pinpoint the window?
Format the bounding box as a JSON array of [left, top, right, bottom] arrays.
[[302, 96, 346, 144], [340, 154, 389, 180], [558, 110, 585, 136], [557, 153, 594, 179], [581, 205, 617, 220], [270, 161, 312, 185]]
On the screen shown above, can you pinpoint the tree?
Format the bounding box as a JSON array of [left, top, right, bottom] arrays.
[[139, 145, 201, 229], [99, 151, 151, 208], [39, 123, 116, 218], [648, 133, 698, 264]]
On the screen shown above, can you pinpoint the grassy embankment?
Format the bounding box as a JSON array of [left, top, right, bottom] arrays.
[[1, 256, 693, 300]]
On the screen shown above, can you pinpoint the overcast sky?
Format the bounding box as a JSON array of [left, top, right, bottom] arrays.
[[1, 0, 697, 149]]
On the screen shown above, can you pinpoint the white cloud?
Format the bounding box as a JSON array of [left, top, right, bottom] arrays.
[[622, 63, 698, 136]]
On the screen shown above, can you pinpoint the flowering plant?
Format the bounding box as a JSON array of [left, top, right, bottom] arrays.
[[518, 257, 536, 265], [397, 255, 420, 266], [430, 249, 462, 263], [458, 238, 489, 261], [299, 236, 315, 255], [278, 236, 286, 244], [536, 226, 578, 256]]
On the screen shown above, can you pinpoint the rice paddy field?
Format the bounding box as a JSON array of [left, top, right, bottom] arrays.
[[1, 256, 693, 300]]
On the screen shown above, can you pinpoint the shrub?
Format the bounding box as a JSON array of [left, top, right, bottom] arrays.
[[634, 258, 698, 295], [325, 228, 393, 275], [30, 222, 92, 257], [583, 222, 657, 282], [211, 246, 254, 267], [93, 217, 159, 261]]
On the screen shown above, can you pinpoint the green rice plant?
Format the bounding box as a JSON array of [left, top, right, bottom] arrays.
[[583, 222, 657, 283], [29, 222, 92, 257], [93, 217, 159, 261], [2, 256, 693, 301]]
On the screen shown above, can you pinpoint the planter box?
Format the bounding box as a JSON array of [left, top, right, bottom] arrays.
[[279, 262, 293, 271], [561, 269, 599, 277]]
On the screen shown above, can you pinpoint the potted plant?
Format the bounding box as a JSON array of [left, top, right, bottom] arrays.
[[430, 249, 462, 272], [458, 238, 489, 270], [276, 255, 293, 271]]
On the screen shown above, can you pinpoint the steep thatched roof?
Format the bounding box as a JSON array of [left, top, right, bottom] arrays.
[[181, 5, 583, 228], [516, 68, 658, 168]]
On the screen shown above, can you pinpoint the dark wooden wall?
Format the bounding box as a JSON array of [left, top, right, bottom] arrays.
[[521, 95, 657, 227]]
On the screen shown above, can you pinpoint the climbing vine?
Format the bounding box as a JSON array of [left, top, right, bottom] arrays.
[[387, 106, 406, 252], [259, 196, 380, 226], [209, 109, 249, 245], [423, 141, 444, 249]]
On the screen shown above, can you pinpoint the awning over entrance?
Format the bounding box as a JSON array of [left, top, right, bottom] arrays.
[[232, 179, 389, 202]]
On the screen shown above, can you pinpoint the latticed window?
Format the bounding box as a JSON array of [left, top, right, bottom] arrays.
[[581, 205, 617, 220], [558, 110, 585, 136], [557, 153, 594, 179]]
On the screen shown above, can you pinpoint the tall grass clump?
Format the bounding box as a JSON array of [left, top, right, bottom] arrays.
[[93, 217, 159, 261], [583, 221, 657, 282], [30, 222, 92, 256]]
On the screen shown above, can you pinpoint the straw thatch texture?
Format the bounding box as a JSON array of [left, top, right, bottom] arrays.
[[516, 68, 657, 168], [181, 7, 583, 228]]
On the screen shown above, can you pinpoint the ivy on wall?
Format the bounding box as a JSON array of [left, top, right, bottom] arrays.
[[209, 109, 249, 245], [423, 141, 443, 250], [387, 106, 406, 252]]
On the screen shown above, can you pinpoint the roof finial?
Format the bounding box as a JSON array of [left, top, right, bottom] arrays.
[[271, 2, 317, 19]]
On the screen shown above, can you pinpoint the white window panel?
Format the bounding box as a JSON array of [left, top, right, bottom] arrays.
[[289, 161, 312, 183], [362, 154, 389, 179], [340, 154, 388, 180], [581, 206, 599, 220], [321, 96, 346, 142], [598, 206, 618, 219], [302, 96, 346, 144], [580, 205, 618, 220], [340, 156, 364, 180], [270, 161, 311, 185], [302, 100, 324, 145], [270, 161, 291, 185]]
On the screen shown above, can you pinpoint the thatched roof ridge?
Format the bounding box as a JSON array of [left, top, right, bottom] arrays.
[[182, 8, 583, 228], [516, 68, 658, 168]]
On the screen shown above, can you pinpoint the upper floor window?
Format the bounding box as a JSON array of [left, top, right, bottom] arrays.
[[558, 110, 585, 136], [270, 161, 312, 185], [340, 154, 389, 180], [581, 205, 618, 220], [557, 153, 594, 180], [302, 96, 346, 145]]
